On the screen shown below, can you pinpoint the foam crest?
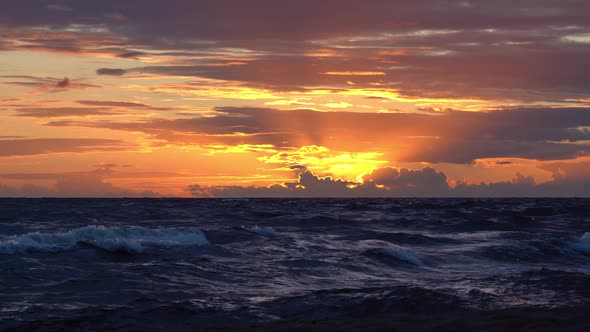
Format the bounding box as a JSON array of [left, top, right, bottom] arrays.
[[0, 226, 209, 254]]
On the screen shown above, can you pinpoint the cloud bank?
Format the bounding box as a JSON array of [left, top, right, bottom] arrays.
[[2, 1, 590, 102], [0, 172, 157, 198], [187, 165, 590, 198]]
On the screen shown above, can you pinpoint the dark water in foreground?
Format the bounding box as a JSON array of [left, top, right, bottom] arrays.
[[1, 198, 590, 331]]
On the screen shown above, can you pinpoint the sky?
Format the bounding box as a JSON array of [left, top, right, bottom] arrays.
[[1, 0, 590, 197]]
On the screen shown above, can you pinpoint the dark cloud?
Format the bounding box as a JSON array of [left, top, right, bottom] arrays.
[[55, 77, 71, 88], [188, 166, 590, 198], [186, 170, 355, 198], [0, 138, 132, 157], [96, 68, 127, 76], [76, 100, 169, 110], [14, 107, 120, 117], [4, 1, 588, 42], [117, 51, 146, 59], [451, 169, 590, 197], [362, 167, 449, 195], [1, 75, 100, 92], [45, 106, 590, 163], [9, 101, 168, 118], [0, 1, 589, 101], [93, 163, 119, 170], [98, 42, 590, 100]]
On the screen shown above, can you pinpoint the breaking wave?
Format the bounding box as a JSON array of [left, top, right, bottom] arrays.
[[361, 240, 423, 265], [571, 232, 590, 254], [0, 226, 209, 254]]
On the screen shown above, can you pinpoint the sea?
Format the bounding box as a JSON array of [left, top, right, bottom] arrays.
[[1, 198, 590, 331]]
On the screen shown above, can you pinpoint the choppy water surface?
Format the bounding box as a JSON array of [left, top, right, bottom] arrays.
[[1, 198, 590, 331]]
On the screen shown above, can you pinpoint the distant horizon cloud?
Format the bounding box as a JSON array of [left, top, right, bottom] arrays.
[[187, 165, 590, 198], [0, 171, 159, 198], [2, 162, 590, 198]]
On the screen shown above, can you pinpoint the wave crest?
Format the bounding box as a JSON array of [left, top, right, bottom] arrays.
[[360, 240, 423, 265], [571, 232, 590, 254], [0, 226, 209, 254]]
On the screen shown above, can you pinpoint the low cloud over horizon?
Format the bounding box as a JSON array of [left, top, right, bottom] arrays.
[[187, 163, 590, 198]]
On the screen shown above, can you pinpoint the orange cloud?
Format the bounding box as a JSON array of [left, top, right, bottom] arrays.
[[0, 138, 133, 157]]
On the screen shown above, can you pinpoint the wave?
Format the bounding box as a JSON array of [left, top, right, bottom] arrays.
[[249, 226, 280, 237], [570, 232, 590, 254], [372, 246, 423, 265], [361, 240, 423, 265], [0, 226, 209, 254], [342, 230, 460, 245]]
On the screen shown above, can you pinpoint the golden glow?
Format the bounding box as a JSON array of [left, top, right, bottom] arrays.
[[322, 71, 386, 76], [202, 144, 278, 155], [259, 145, 387, 180]]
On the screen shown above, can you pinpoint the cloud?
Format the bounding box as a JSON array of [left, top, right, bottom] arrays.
[[0, 168, 194, 182], [56, 77, 71, 88], [45, 106, 590, 163], [13, 107, 122, 117], [76, 100, 170, 111], [1, 75, 100, 93], [96, 68, 127, 76], [0, 138, 132, 157], [53, 172, 131, 197], [0, 98, 24, 103], [0, 172, 159, 197], [117, 51, 145, 58], [361, 166, 449, 195], [0, 164, 177, 197], [539, 160, 590, 183], [1, 1, 589, 102], [187, 165, 590, 198], [8, 100, 170, 117], [187, 166, 450, 197], [2, 1, 589, 198], [47, 4, 73, 12]]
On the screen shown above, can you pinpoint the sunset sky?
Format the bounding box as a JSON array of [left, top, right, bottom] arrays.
[[1, 0, 590, 197]]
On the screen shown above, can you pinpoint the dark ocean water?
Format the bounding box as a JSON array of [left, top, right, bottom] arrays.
[[1, 198, 590, 331]]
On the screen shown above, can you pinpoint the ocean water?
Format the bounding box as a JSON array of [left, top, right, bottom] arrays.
[[1, 198, 590, 331]]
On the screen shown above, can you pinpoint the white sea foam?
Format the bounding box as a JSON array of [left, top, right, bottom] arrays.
[[0, 226, 209, 254], [571, 232, 590, 254]]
